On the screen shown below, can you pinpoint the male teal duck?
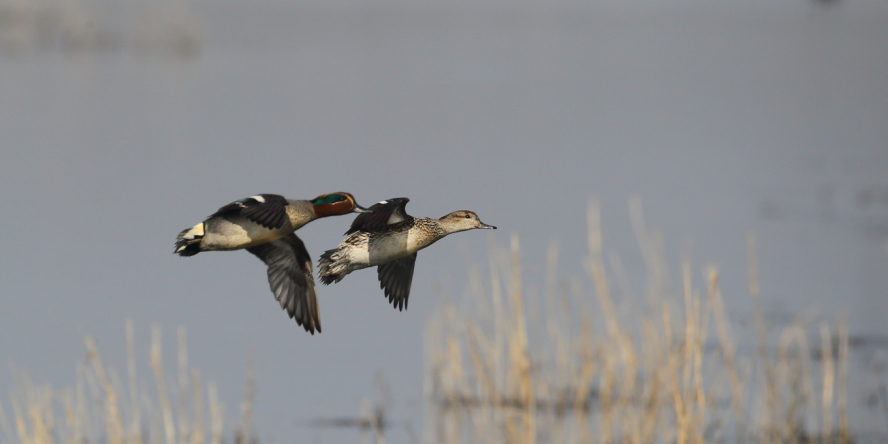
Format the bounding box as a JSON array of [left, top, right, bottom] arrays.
[[174, 192, 370, 334], [318, 198, 496, 310]]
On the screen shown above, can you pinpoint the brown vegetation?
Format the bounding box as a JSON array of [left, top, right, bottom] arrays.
[[0, 321, 252, 444], [424, 201, 854, 444], [2, 202, 875, 444]]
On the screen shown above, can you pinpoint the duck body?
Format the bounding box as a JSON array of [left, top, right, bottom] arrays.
[[176, 195, 321, 254], [318, 198, 496, 310], [174, 192, 369, 334], [322, 218, 445, 275]]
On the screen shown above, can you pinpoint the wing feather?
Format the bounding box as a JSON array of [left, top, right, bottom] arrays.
[[346, 198, 412, 235], [376, 253, 417, 311], [209, 194, 289, 229], [246, 233, 321, 334]]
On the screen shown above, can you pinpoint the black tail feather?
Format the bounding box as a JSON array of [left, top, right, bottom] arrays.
[[317, 249, 345, 285], [174, 227, 203, 257]]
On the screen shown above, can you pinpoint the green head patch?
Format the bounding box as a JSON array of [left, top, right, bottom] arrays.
[[311, 193, 347, 206]]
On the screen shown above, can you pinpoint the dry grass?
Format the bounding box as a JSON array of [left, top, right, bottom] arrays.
[[424, 201, 856, 444], [0, 321, 249, 444], [0, 0, 203, 58], [2, 202, 873, 444]]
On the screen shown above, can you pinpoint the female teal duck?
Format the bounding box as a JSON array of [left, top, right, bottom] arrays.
[[174, 192, 370, 334], [318, 198, 496, 310]]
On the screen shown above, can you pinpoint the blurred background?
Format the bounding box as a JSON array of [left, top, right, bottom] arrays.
[[0, 0, 886, 442]]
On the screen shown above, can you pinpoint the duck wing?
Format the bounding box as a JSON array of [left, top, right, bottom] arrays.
[[376, 253, 417, 311], [246, 233, 321, 334], [346, 197, 412, 235], [209, 194, 289, 230]]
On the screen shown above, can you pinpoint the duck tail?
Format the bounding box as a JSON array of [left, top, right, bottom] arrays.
[[174, 223, 205, 257], [318, 248, 349, 285]]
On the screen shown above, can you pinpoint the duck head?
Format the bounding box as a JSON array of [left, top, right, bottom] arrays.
[[439, 210, 497, 233], [311, 192, 371, 218]]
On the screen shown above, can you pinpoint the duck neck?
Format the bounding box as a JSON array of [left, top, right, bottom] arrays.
[[434, 218, 471, 236], [286, 200, 317, 228]]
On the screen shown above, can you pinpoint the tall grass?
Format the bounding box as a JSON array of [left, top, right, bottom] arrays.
[[2, 203, 872, 444], [424, 201, 854, 444], [0, 0, 202, 57], [0, 321, 248, 444]]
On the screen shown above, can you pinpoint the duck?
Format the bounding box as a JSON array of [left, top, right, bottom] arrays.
[[318, 198, 496, 310], [174, 192, 370, 334]]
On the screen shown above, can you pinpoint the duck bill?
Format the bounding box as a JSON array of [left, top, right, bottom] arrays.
[[352, 204, 373, 213], [478, 222, 497, 229]]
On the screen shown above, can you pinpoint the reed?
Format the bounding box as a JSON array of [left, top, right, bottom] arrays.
[[424, 202, 853, 444], [0, 320, 236, 444], [1, 204, 867, 444], [0, 0, 202, 57]]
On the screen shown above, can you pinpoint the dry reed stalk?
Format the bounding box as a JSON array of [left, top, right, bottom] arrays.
[[573, 310, 594, 444], [84, 337, 124, 444], [586, 202, 620, 336], [820, 324, 834, 440], [544, 240, 569, 420], [598, 350, 614, 444], [151, 326, 176, 444], [507, 235, 534, 444], [587, 202, 618, 444], [796, 324, 817, 437], [488, 241, 505, 402], [685, 264, 710, 444], [837, 319, 849, 444], [663, 301, 692, 444], [639, 350, 662, 444], [59, 390, 75, 444], [207, 383, 222, 444], [747, 234, 779, 444], [177, 327, 190, 444], [775, 325, 800, 438], [74, 365, 88, 444], [465, 325, 497, 409], [237, 352, 255, 444], [445, 330, 464, 444], [190, 371, 203, 444], [708, 267, 747, 440], [126, 320, 142, 444]]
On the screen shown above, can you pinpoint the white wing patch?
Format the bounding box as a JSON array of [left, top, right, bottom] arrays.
[[378, 200, 388, 204], [249, 195, 266, 203], [182, 222, 204, 239]]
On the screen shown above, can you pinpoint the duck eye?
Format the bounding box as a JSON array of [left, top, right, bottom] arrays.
[[464, 214, 470, 219]]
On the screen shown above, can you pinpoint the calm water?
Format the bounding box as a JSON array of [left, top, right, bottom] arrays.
[[1, 0, 886, 442]]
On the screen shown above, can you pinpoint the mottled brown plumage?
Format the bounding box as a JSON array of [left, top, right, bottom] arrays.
[[318, 198, 496, 311]]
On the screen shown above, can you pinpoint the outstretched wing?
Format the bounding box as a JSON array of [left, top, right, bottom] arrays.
[[209, 194, 289, 229], [246, 233, 321, 334], [346, 197, 412, 235], [377, 253, 417, 311]]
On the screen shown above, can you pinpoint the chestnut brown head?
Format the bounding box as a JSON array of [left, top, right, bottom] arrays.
[[310, 192, 370, 218]]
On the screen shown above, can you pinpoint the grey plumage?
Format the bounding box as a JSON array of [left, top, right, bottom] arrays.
[[247, 233, 320, 334], [173, 192, 369, 335], [208, 194, 290, 229]]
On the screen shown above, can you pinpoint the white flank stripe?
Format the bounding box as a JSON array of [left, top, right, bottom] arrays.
[[250, 195, 265, 203]]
